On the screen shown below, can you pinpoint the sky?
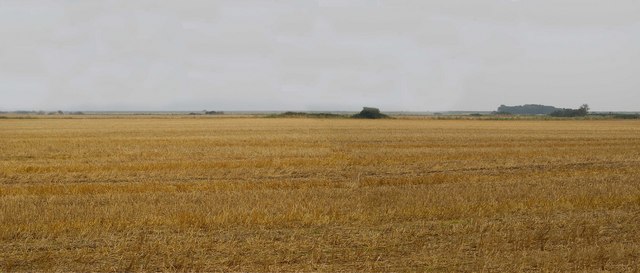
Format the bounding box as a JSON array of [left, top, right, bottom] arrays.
[[1, 0, 639, 112]]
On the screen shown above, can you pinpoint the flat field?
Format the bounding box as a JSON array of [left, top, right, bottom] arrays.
[[1, 117, 640, 272]]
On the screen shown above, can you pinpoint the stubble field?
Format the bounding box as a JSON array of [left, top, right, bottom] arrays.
[[1, 117, 640, 272]]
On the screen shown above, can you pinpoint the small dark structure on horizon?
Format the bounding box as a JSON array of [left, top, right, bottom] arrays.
[[352, 107, 390, 119]]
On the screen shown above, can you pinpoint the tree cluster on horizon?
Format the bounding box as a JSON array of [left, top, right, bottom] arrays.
[[497, 104, 590, 117]]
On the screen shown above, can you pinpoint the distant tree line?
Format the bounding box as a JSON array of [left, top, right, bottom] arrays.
[[549, 104, 589, 117], [2, 110, 84, 115], [497, 104, 590, 117], [204, 111, 224, 115], [270, 112, 346, 118], [497, 104, 560, 115], [268, 107, 390, 119], [189, 110, 224, 115]]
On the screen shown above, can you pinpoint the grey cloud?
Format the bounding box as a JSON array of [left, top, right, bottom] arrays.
[[0, 0, 638, 111]]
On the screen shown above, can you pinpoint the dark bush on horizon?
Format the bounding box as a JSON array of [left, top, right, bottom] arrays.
[[352, 107, 390, 119]]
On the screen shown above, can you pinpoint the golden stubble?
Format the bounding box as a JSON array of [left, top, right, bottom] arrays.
[[1, 117, 639, 272]]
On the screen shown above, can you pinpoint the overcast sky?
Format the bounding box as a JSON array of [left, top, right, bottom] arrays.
[[1, 0, 639, 111]]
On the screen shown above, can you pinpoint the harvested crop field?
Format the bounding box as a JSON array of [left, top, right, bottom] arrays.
[[1, 117, 640, 271]]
